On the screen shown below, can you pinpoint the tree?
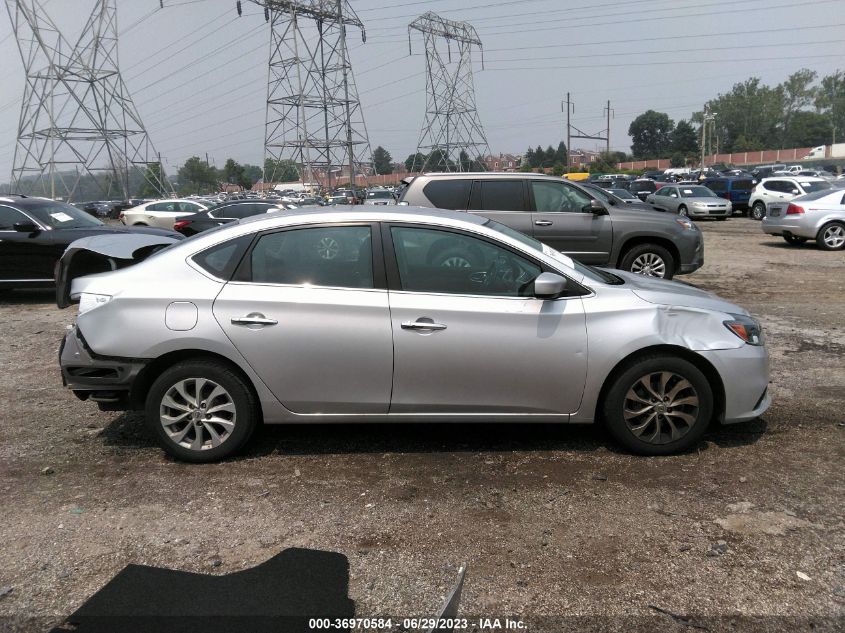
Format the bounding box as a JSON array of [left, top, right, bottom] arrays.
[[524, 147, 536, 168], [669, 153, 686, 168], [177, 156, 218, 194], [628, 110, 674, 159], [405, 152, 427, 172], [777, 69, 817, 148], [264, 158, 299, 182], [671, 120, 699, 156], [785, 111, 833, 147], [700, 78, 782, 153], [554, 141, 568, 167], [426, 148, 454, 171], [532, 145, 545, 168], [136, 162, 165, 197], [543, 145, 556, 168], [222, 158, 249, 189], [373, 146, 393, 175], [815, 71, 845, 145], [551, 163, 565, 176], [242, 164, 263, 186]]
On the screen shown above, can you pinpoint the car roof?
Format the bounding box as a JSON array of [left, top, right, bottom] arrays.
[[419, 171, 558, 180], [237, 204, 486, 228]]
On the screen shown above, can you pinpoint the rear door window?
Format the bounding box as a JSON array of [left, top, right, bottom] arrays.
[[422, 180, 471, 209], [469, 180, 526, 212], [707, 180, 726, 192]]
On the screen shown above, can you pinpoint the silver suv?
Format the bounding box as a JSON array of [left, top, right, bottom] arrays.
[[398, 173, 703, 279]]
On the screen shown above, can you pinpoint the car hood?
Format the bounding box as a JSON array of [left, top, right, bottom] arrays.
[[55, 231, 183, 308], [609, 270, 748, 316]]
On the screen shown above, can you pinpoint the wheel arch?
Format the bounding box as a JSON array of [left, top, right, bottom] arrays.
[[616, 236, 680, 271], [131, 349, 264, 421], [594, 344, 726, 425]]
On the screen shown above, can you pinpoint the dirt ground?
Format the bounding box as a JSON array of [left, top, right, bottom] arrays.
[[0, 218, 843, 632]]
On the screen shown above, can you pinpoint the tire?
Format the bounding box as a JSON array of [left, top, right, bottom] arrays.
[[677, 205, 688, 217], [783, 234, 807, 245], [619, 243, 675, 279], [132, 222, 148, 226], [602, 355, 713, 456], [145, 360, 258, 463], [816, 221, 845, 251], [750, 201, 766, 221], [716, 216, 727, 221]]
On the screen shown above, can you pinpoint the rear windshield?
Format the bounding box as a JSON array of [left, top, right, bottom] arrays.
[[794, 188, 835, 202], [800, 181, 832, 193]]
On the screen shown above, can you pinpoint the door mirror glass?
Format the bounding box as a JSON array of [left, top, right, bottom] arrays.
[[14, 221, 39, 233], [533, 272, 567, 298], [587, 199, 608, 215]]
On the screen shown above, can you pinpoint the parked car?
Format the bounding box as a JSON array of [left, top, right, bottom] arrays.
[[363, 190, 396, 206], [398, 172, 703, 279], [751, 164, 787, 180], [120, 199, 210, 228], [647, 185, 731, 219], [172, 200, 284, 236], [325, 195, 350, 206], [0, 194, 180, 291], [580, 182, 658, 211], [629, 179, 659, 201], [762, 188, 845, 250], [605, 188, 640, 203], [748, 177, 833, 220], [701, 177, 755, 215], [56, 206, 769, 461]]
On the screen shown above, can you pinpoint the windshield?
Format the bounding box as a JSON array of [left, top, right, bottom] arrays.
[[367, 191, 392, 199], [800, 180, 832, 193], [25, 200, 103, 228], [679, 186, 715, 198], [483, 219, 621, 285]]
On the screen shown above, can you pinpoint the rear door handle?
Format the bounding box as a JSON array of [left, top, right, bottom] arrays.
[[401, 320, 447, 331], [534, 220, 553, 226], [231, 313, 278, 326]]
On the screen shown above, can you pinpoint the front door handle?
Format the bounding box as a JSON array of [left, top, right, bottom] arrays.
[[231, 313, 278, 326], [401, 319, 447, 331], [534, 220, 553, 226]]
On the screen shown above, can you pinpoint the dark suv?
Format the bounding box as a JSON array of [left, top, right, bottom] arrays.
[[701, 177, 754, 215], [398, 173, 703, 279]]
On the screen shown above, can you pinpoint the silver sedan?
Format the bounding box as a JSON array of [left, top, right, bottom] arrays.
[[648, 185, 732, 219], [762, 188, 845, 250], [57, 207, 770, 462]]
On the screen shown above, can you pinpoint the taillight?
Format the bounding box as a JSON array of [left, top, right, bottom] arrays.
[[173, 220, 191, 230], [786, 204, 804, 215]]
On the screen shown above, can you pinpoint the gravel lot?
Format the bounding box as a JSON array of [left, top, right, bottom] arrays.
[[0, 219, 843, 631]]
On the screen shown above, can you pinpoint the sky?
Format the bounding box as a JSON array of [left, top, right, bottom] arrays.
[[0, 0, 843, 180]]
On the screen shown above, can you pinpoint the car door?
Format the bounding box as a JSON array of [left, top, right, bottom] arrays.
[[385, 224, 588, 415], [528, 179, 613, 265], [212, 223, 393, 414], [466, 179, 534, 237], [0, 205, 55, 282]]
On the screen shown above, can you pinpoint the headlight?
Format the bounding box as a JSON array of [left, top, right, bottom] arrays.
[[77, 293, 112, 315], [724, 313, 764, 345], [675, 217, 696, 230]]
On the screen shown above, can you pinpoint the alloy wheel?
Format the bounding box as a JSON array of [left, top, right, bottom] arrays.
[[441, 256, 472, 268], [751, 202, 765, 220], [159, 378, 236, 451], [822, 224, 845, 249], [630, 253, 667, 278], [623, 371, 700, 445]]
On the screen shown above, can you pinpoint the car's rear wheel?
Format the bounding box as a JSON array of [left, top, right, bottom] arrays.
[[816, 221, 845, 251], [750, 201, 766, 221], [145, 360, 258, 462], [602, 355, 713, 455], [783, 234, 807, 245], [620, 243, 675, 279]]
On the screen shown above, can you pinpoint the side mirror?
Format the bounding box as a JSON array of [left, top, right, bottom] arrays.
[[587, 199, 608, 215], [534, 272, 567, 298], [14, 221, 39, 233], [791, 189, 799, 195]]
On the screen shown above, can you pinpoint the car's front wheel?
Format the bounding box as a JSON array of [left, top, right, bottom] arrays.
[[750, 201, 766, 221], [602, 355, 713, 455], [620, 243, 675, 279], [677, 205, 688, 217], [816, 221, 845, 251], [145, 360, 258, 462]]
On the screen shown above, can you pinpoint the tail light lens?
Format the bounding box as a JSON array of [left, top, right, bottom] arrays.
[[786, 204, 804, 215], [173, 220, 191, 230]]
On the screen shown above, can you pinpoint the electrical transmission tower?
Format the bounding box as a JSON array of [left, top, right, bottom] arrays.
[[408, 12, 491, 173], [243, 1, 373, 189], [4, 0, 169, 200]]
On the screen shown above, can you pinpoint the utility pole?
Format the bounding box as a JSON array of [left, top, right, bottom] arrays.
[[603, 100, 614, 154], [562, 93, 573, 168], [563, 94, 609, 168], [700, 105, 708, 172]]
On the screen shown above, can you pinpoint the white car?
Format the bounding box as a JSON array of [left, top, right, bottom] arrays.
[[748, 177, 833, 220], [120, 199, 210, 229]]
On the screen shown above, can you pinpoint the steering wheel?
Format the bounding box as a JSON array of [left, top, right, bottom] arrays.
[[483, 254, 519, 292]]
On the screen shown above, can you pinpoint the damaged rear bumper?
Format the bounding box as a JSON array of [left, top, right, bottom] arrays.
[[60, 326, 147, 411]]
